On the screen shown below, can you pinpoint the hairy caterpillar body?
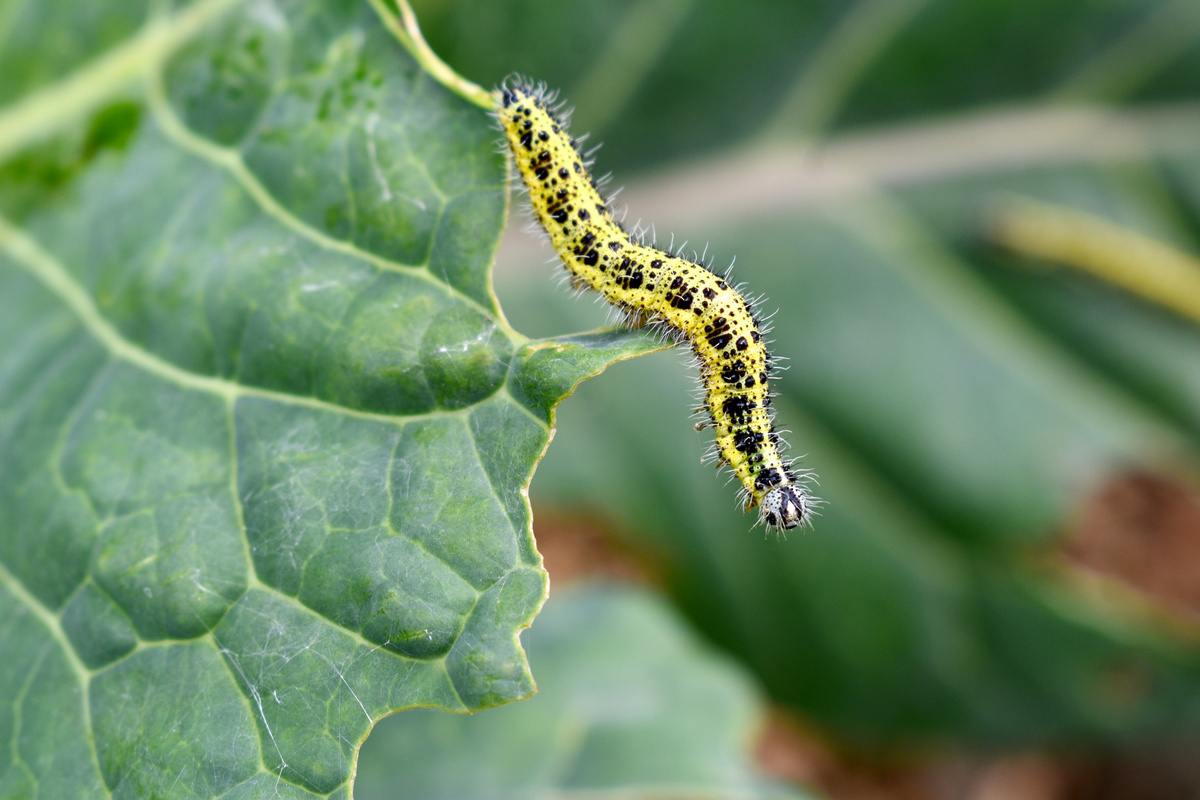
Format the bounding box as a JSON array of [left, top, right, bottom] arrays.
[[498, 79, 816, 531]]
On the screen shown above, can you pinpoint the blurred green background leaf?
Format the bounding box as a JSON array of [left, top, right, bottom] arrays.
[[413, 0, 1200, 751], [9, 0, 1200, 797], [356, 585, 813, 800]]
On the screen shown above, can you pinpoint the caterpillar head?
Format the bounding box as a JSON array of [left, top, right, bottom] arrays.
[[760, 485, 812, 530]]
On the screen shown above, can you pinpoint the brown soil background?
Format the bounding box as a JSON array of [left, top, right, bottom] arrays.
[[534, 471, 1200, 800]]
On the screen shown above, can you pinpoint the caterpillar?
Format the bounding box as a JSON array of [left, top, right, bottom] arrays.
[[497, 78, 816, 531]]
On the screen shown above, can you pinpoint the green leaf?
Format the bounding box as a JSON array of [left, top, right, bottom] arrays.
[[354, 585, 814, 800], [0, 0, 659, 796]]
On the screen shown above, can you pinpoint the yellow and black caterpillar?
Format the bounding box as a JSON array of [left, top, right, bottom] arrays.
[[498, 79, 816, 530]]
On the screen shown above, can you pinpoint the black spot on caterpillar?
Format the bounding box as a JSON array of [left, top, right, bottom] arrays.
[[497, 78, 817, 531]]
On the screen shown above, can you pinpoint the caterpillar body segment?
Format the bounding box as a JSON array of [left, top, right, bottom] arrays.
[[497, 79, 816, 531]]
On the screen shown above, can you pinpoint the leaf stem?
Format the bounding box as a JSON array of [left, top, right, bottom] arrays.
[[366, 0, 495, 110]]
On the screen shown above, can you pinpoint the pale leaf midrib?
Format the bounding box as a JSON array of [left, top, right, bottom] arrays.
[[0, 212, 480, 426], [0, 0, 246, 164], [145, 80, 511, 326]]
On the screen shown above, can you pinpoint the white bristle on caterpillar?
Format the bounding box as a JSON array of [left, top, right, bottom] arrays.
[[496, 77, 818, 531]]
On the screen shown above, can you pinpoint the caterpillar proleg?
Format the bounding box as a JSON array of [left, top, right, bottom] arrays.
[[498, 78, 816, 531]]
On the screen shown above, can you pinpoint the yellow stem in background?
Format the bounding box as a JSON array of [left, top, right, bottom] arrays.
[[367, 0, 494, 110], [986, 195, 1200, 326]]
